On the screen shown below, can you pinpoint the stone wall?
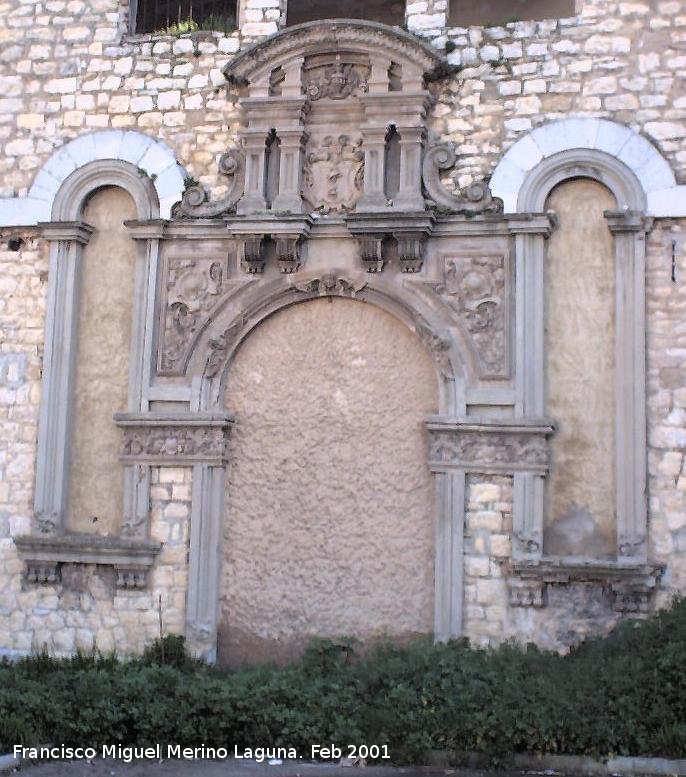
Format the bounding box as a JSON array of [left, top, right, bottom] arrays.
[[0, 465, 191, 657], [0, 0, 685, 658]]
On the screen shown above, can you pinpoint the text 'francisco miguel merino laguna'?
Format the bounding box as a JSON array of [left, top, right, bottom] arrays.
[[14, 744, 391, 763]]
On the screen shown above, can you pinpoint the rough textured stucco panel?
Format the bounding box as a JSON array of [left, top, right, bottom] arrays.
[[67, 187, 136, 533], [220, 298, 438, 665], [544, 179, 617, 558]]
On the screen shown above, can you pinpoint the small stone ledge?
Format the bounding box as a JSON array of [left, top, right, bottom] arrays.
[[114, 411, 234, 465], [426, 417, 555, 474], [509, 558, 664, 612], [14, 534, 162, 589]]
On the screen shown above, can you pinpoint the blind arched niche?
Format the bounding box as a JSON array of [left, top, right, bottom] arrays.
[[67, 186, 137, 533], [543, 178, 617, 559], [219, 297, 438, 666]]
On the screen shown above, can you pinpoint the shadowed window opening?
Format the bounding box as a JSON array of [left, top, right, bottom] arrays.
[[448, 0, 575, 27], [134, 0, 237, 34], [384, 126, 401, 202], [264, 130, 281, 208], [287, 0, 405, 26]]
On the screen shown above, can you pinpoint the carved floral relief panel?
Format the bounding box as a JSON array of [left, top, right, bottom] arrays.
[[157, 252, 249, 376], [415, 252, 511, 380]]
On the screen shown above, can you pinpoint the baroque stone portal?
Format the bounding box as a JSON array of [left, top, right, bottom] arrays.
[[17, 20, 663, 663]]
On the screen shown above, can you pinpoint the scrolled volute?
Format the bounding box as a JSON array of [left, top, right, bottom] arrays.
[[422, 143, 503, 214], [177, 148, 246, 218]]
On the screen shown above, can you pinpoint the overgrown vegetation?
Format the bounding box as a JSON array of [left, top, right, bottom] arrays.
[[154, 13, 236, 36], [2, 599, 686, 763]]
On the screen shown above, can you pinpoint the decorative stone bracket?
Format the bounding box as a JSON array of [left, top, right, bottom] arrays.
[[229, 216, 312, 275], [14, 534, 162, 589], [509, 559, 665, 613], [115, 412, 234, 466], [346, 212, 435, 273]]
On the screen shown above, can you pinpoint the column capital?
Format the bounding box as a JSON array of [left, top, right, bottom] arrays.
[[39, 221, 94, 244], [604, 209, 652, 234]]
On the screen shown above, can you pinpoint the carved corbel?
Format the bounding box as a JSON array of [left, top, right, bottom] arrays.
[[26, 560, 60, 585], [394, 231, 427, 273], [115, 566, 149, 590], [357, 235, 384, 273], [239, 235, 267, 274], [508, 577, 544, 608], [422, 143, 503, 214], [177, 149, 246, 219], [276, 236, 301, 274]]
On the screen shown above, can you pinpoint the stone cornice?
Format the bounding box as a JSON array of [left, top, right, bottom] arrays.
[[509, 558, 665, 612], [14, 533, 163, 589], [14, 533, 162, 566]]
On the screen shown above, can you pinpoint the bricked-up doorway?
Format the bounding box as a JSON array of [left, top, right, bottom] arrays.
[[449, 0, 575, 26], [286, 0, 405, 26], [218, 298, 438, 666]]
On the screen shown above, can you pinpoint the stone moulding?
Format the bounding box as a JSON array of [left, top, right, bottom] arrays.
[[426, 418, 555, 475], [509, 559, 665, 613], [14, 534, 162, 589], [115, 412, 234, 466]]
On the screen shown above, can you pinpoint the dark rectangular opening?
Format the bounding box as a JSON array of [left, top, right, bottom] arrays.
[[449, 0, 576, 27], [287, 0, 405, 26], [135, 0, 237, 34]]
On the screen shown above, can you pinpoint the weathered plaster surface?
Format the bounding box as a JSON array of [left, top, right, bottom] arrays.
[[544, 179, 617, 558], [220, 298, 438, 665], [67, 187, 137, 534]]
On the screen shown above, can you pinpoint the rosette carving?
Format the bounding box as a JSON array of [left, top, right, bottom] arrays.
[[177, 149, 246, 218], [422, 143, 502, 214]]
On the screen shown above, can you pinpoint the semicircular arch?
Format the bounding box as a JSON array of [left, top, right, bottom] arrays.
[[188, 274, 471, 417]]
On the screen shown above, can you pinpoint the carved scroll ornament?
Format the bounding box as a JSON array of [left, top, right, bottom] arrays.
[[422, 143, 502, 214], [177, 149, 245, 218]]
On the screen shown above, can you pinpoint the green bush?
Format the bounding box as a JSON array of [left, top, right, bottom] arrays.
[[2, 598, 686, 762]]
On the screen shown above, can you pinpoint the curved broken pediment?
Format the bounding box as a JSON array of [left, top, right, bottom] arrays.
[[222, 19, 444, 88]]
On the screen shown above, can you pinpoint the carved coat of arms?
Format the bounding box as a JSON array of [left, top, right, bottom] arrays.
[[302, 134, 364, 214]]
